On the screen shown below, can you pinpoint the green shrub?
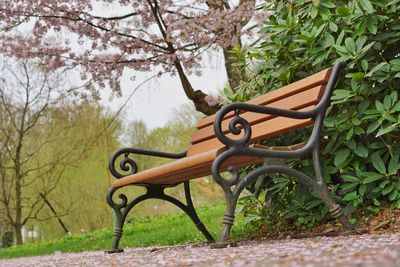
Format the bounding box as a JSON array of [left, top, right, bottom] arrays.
[[2, 231, 14, 248], [234, 0, 400, 228]]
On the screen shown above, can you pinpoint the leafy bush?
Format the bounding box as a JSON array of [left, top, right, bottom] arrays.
[[235, 0, 400, 228], [2, 231, 14, 248]]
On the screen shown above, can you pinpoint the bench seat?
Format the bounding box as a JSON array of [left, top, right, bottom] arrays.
[[112, 147, 257, 187], [112, 142, 307, 187]]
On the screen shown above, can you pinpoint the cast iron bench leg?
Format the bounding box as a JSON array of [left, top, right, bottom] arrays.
[[210, 191, 239, 249], [211, 151, 354, 249], [312, 147, 354, 231], [105, 181, 214, 253]]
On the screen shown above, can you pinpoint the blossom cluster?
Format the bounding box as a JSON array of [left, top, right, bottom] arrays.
[[0, 0, 255, 99]]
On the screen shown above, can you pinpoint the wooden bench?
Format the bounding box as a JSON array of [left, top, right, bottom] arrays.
[[105, 61, 353, 253]]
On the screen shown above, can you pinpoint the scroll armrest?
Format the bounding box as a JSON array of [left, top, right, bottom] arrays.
[[109, 147, 187, 179], [213, 102, 316, 147]]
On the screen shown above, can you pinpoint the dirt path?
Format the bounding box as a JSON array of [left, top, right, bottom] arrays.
[[1, 233, 399, 267]]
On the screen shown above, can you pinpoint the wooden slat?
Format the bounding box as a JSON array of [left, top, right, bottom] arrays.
[[140, 142, 302, 185], [187, 107, 313, 156], [153, 155, 265, 185], [196, 68, 332, 129], [113, 154, 264, 186], [191, 85, 324, 144]]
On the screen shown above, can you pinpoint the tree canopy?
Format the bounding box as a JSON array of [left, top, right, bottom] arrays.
[[0, 0, 257, 115]]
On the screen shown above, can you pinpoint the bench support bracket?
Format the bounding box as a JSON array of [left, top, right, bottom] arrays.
[[105, 181, 214, 253], [211, 99, 354, 247], [212, 152, 354, 248]]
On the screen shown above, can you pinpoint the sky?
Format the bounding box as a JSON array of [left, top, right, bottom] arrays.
[[99, 54, 227, 129]]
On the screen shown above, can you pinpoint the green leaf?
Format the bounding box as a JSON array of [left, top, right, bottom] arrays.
[[380, 180, 390, 189], [311, 6, 319, 18], [341, 182, 359, 191], [361, 59, 369, 72], [362, 172, 383, 184], [354, 126, 365, 135], [367, 120, 380, 134], [366, 18, 378, 34], [334, 149, 350, 166], [351, 117, 361, 126], [355, 20, 367, 36], [393, 101, 400, 111], [343, 191, 358, 201], [390, 198, 400, 209], [305, 199, 322, 210], [336, 30, 345, 45], [382, 184, 394, 195], [355, 144, 369, 158], [376, 125, 398, 137], [348, 140, 357, 150], [355, 36, 368, 51], [375, 100, 385, 112], [388, 155, 400, 175], [312, 0, 320, 6], [336, 6, 350, 16], [332, 89, 351, 100], [358, 41, 375, 57], [342, 175, 360, 183], [320, 1, 336, 8], [345, 38, 356, 53], [350, 72, 365, 80], [359, 184, 367, 196], [329, 22, 338, 32], [390, 91, 398, 103], [366, 62, 388, 77], [371, 152, 386, 174], [383, 95, 392, 109], [389, 188, 398, 201], [346, 127, 354, 140], [359, 0, 375, 14]]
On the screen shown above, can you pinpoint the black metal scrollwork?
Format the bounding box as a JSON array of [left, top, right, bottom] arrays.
[[108, 148, 187, 179], [109, 150, 139, 179], [214, 108, 252, 147]]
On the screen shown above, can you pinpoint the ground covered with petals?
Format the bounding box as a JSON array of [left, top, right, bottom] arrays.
[[1, 233, 399, 267]]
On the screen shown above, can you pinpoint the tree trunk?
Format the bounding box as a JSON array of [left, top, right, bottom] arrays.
[[207, 0, 252, 93], [15, 179, 22, 245], [174, 61, 220, 115], [223, 45, 246, 92], [14, 223, 23, 245]]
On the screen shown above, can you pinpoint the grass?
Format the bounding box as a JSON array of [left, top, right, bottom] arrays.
[[0, 204, 255, 259]]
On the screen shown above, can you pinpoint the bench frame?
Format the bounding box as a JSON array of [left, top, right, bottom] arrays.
[[106, 61, 353, 253], [106, 150, 214, 253], [211, 61, 353, 246]]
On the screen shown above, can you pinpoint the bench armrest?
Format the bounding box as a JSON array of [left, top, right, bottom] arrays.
[[213, 102, 315, 148], [109, 147, 187, 179]]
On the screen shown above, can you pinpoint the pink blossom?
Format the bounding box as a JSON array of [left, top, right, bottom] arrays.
[[204, 95, 224, 107], [0, 0, 258, 101]]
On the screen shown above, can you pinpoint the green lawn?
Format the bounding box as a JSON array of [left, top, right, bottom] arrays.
[[0, 204, 254, 259]]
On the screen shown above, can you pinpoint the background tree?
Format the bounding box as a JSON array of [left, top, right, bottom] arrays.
[[0, 0, 259, 115], [38, 104, 122, 238], [0, 59, 96, 245]]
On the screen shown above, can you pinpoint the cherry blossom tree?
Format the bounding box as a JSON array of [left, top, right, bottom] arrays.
[[0, 0, 257, 115]]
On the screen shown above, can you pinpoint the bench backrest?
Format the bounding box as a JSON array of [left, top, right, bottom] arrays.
[[187, 67, 334, 157]]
